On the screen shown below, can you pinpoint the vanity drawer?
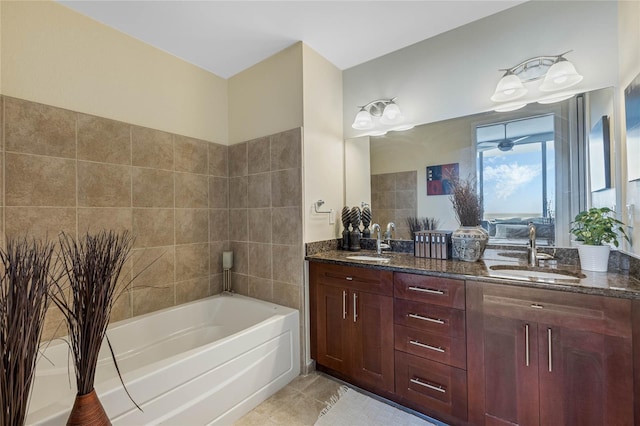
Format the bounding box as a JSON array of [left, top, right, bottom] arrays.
[[482, 282, 631, 338], [394, 299, 465, 339], [310, 262, 393, 296], [395, 351, 467, 421], [395, 325, 466, 369], [394, 273, 465, 309]]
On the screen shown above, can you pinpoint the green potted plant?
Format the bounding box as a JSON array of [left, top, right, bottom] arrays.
[[570, 207, 629, 271]]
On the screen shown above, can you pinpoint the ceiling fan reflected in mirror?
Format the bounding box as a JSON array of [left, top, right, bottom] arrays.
[[477, 123, 527, 152]]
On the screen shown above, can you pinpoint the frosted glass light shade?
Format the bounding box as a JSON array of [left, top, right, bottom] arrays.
[[490, 73, 527, 102], [380, 103, 402, 124], [539, 60, 583, 92], [352, 109, 374, 130]]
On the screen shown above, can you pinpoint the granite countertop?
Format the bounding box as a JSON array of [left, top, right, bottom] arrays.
[[306, 248, 640, 299]]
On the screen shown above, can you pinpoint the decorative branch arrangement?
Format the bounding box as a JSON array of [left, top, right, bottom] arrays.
[[449, 175, 483, 227], [0, 238, 56, 426], [407, 217, 440, 235], [50, 230, 143, 425]]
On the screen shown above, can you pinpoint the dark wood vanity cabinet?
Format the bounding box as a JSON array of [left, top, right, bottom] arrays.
[[309, 262, 394, 393], [467, 281, 634, 426], [310, 260, 638, 426], [393, 273, 468, 423]]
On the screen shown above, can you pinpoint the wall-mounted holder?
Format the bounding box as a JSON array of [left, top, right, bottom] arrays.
[[314, 200, 331, 214], [314, 200, 335, 224]]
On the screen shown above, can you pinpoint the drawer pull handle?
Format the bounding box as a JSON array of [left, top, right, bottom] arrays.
[[342, 290, 347, 320], [345, 277, 353, 281], [353, 293, 358, 323], [410, 378, 446, 393], [408, 313, 445, 325], [525, 324, 530, 367], [548, 328, 553, 373], [408, 286, 444, 295], [410, 340, 445, 353], [531, 303, 544, 309]]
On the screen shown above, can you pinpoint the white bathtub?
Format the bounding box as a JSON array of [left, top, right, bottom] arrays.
[[26, 293, 300, 425]]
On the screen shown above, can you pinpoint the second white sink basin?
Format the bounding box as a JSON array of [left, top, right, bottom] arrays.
[[489, 265, 585, 282], [346, 255, 391, 263]]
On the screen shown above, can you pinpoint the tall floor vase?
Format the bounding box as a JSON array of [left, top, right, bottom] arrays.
[[67, 389, 111, 426]]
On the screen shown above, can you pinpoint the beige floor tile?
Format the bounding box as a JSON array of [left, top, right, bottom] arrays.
[[288, 372, 321, 392], [268, 392, 325, 425], [234, 408, 279, 426], [300, 374, 343, 403]]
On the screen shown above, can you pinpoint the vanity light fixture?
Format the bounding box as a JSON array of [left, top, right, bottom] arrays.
[[351, 98, 414, 135], [491, 52, 583, 111]]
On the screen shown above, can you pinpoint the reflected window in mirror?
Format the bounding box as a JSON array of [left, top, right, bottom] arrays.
[[477, 114, 556, 246]]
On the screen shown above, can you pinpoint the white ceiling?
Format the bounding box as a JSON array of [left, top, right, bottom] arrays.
[[58, 0, 526, 79]]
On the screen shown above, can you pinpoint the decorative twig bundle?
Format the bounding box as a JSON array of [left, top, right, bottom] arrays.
[[406, 217, 422, 235], [0, 238, 56, 426], [422, 217, 439, 231], [50, 230, 134, 396], [449, 175, 483, 227]]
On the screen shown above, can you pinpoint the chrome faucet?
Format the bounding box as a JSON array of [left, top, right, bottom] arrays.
[[383, 222, 396, 244], [372, 223, 382, 254], [528, 222, 537, 266]]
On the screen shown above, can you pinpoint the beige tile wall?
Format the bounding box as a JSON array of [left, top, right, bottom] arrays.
[[1, 96, 229, 340], [371, 171, 417, 240], [227, 129, 304, 312]]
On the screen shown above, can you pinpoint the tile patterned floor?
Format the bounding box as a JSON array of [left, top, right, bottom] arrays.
[[234, 371, 343, 426]]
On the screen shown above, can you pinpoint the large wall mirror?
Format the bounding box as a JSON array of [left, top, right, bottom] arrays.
[[345, 87, 615, 247]]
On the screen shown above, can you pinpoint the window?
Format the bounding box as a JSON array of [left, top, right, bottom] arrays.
[[476, 115, 556, 244]]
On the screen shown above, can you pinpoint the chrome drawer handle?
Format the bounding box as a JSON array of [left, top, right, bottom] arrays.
[[342, 290, 347, 320], [408, 286, 444, 295], [410, 340, 445, 353], [408, 313, 445, 324], [410, 378, 446, 393], [353, 293, 358, 323], [525, 324, 530, 367], [345, 277, 353, 281], [531, 303, 544, 309], [548, 328, 553, 373]]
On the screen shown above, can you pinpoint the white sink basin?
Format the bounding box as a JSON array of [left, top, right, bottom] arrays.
[[489, 265, 585, 282], [346, 255, 391, 263]]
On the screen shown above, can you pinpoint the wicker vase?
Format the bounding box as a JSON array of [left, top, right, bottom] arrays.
[[67, 389, 111, 426]]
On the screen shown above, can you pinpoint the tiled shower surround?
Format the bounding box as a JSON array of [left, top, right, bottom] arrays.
[[0, 95, 303, 342], [370, 171, 417, 240]]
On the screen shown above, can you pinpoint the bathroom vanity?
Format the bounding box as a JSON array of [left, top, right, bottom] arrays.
[[307, 250, 640, 426]]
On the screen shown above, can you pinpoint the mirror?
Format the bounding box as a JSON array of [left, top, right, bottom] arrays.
[[345, 87, 615, 247]]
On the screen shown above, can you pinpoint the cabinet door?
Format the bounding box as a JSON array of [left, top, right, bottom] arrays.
[[482, 315, 540, 426], [538, 325, 634, 426], [315, 283, 350, 374], [351, 290, 395, 393]]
